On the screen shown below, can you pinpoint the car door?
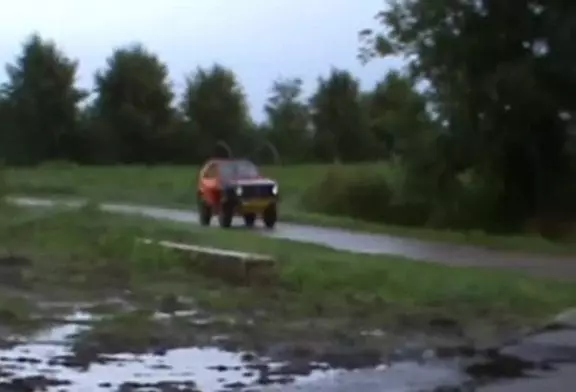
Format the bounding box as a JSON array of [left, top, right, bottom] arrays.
[[199, 162, 219, 205]]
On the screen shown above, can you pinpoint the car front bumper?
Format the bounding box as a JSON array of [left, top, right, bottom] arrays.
[[236, 197, 276, 214], [221, 190, 278, 214]]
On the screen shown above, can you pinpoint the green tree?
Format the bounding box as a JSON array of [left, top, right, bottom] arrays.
[[91, 43, 174, 163], [161, 110, 204, 164], [0, 92, 10, 163], [180, 64, 251, 160], [365, 71, 432, 159], [309, 68, 373, 162], [1, 33, 85, 165], [361, 1, 576, 230], [263, 77, 311, 163]]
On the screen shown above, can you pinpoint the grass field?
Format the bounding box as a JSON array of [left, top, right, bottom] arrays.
[[1, 202, 574, 331], [4, 162, 576, 254]]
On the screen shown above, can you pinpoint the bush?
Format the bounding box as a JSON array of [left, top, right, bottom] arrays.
[[300, 166, 431, 226], [0, 163, 7, 203]]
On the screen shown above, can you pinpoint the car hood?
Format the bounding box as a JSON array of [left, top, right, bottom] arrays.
[[225, 178, 276, 186]]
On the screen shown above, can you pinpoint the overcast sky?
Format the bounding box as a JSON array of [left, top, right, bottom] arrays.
[[0, 0, 400, 121]]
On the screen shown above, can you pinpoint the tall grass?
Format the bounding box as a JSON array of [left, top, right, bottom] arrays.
[[5, 163, 364, 205], [4, 162, 576, 253], [2, 205, 575, 323], [0, 163, 7, 201], [300, 165, 430, 226]]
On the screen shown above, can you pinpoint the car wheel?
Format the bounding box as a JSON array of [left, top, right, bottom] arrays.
[[262, 204, 277, 229], [218, 202, 234, 228], [243, 213, 256, 228], [198, 196, 212, 226]]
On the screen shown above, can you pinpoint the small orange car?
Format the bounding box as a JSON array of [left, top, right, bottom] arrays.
[[196, 159, 279, 228]]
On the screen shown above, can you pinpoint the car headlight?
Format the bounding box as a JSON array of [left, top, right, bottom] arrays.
[[272, 184, 278, 195], [235, 186, 243, 196]]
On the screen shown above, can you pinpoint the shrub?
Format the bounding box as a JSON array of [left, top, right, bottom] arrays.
[[300, 166, 431, 226], [0, 163, 7, 203]]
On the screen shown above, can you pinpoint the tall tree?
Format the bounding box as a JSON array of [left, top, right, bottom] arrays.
[[1, 33, 85, 165], [161, 110, 204, 164], [0, 92, 9, 163], [91, 43, 174, 163], [365, 71, 432, 159], [361, 0, 576, 230], [180, 64, 251, 160], [263, 77, 311, 163], [309, 68, 373, 162]]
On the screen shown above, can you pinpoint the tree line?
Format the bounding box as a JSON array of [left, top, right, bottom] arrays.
[[0, 33, 431, 166], [3, 0, 576, 236]]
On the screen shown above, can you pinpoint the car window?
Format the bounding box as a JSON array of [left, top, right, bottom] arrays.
[[202, 164, 217, 179], [220, 160, 260, 180]]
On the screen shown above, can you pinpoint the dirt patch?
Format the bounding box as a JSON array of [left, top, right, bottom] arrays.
[[0, 375, 72, 391], [0, 295, 567, 392], [0, 255, 32, 288], [0, 248, 558, 391]]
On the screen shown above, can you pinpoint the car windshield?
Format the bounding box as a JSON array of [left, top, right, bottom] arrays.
[[219, 160, 260, 180]]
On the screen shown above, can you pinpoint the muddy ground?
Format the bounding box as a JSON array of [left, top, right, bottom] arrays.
[[0, 254, 574, 392]]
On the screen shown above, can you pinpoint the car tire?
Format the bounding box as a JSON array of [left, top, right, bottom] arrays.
[[243, 213, 256, 228], [218, 202, 234, 228], [262, 204, 277, 229], [198, 196, 212, 226]]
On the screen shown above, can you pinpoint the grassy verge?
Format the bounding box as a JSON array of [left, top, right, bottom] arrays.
[[5, 163, 576, 255], [1, 201, 574, 333]]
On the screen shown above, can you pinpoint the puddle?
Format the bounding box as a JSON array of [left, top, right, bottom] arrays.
[[0, 342, 337, 391], [0, 310, 353, 391], [258, 362, 469, 392], [0, 310, 474, 392], [1, 307, 573, 391]]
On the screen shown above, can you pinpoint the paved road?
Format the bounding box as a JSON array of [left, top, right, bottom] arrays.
[[9, 196, 576, 280]]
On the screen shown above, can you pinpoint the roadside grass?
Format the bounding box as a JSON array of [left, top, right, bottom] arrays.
[[1, 203, 574, 331], [4, 162, 361, 208], [4, 163, 576, 255]]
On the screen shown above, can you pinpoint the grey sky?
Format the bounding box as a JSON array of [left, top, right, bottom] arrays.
[[0, 0, 400, 121]]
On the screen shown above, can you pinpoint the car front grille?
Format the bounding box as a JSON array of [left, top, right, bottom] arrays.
[[241, 184, 274, 198]]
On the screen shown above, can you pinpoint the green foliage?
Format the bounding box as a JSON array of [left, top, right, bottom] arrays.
[[300, 166, 429, 226], [1, 19, 574, 237], [362, 0, 576, 231], [263, 77, 312, 163], [309, 69, 375, 162], [91, 43, 174, 163], [299, 162, 500, 230], [0, 33, 85, 165], [365, 71, 433, 159], [0, 162, 6, 201], [0, 32, 442, 169], [180, 64, 251, 160]]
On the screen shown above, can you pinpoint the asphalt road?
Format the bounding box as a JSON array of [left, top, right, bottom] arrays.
[[9, 196, 576, 280]]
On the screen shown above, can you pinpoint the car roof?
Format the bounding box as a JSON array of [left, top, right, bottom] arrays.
[[205, 158, 254, 166]]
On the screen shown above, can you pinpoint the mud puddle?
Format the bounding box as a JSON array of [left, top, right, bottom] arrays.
[[0, 302, 573, 392], [0, 309, 336, 391], [0, 303, 475, 392]]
